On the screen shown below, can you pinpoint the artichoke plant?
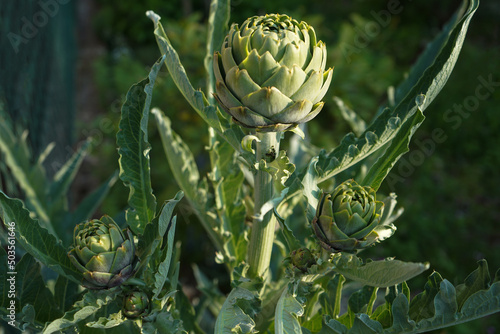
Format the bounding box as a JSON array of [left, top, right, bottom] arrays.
[[123, 291, 150, 318], [213, 13, 333, 132], [312, 180, 396, 252], [68, 216, 136, 289]]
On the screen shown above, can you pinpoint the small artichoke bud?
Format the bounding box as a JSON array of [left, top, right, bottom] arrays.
[[213, 13, 333, 132], [312, 180, 396, 252], [123, 291, 150, 318], [290, 248, 316, 272], [68, 216, 136, 289]]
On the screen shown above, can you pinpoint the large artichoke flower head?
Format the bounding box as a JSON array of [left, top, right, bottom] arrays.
[[312, 180, 395, 252], [213, 13, 333, 132], [68, 216, 136, 289]]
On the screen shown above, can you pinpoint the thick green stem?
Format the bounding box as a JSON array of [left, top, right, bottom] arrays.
[[247, 131, 281, 278]]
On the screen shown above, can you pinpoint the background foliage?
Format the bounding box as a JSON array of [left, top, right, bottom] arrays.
[[1, 0, 499, 332]]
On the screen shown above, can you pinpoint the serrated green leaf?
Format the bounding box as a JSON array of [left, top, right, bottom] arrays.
[[265, 150, 296, 192], [275, 284, 304, 334], [204, 0, 230, 101], [148, 11, 208, 118], [136, 213, 160, 268], [460, 281, 500, 318], [302, 157, 321, 223], [9, 253, 61, 325], [86, 312, 126, 329], [362, 106, 425, 191], [153, 108, 200, 203], [117, 59, 162, 235], [253, 282, 288, 333], [153, 108, 226, 257], [408, 262, 500, 333], [136, 191, 184, 275], [332, 254, 429, 288], [157, 191, 184, 238], [347, 314, 383, 334], [393, 2, 465, 104], [434, 280, 458, 322], [209, 136, 245, 209], [348, 286, 378, 315], [42, 289, 120, 334], [54, 275, 82, 314], [148, 12, 254, 166], [370, 303, 391, 329], [302, 312, 323, 333], [318, 315, 348, 334], [315, 0, 479, 183], [214, 286, 259, 334], [408, 272, 443, 322], [208, 131, 247, 265], [274, 208, 301, 252], [319, 274, 345, 319], [145, 311, 187, 334], [415, 279, 457, 331], [389, 294, 415, 333], [153, 216, 177, 299], [17, 304, 38, 331], [0, 247, 10, 310], [0, 192, 81, 284], [455, 259, 491, 311]]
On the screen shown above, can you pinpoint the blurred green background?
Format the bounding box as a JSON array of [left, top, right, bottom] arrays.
[[1, 0, 499, 332]]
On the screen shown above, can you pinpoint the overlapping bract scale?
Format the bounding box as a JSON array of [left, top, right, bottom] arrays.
[[213, 13, 333, 132]]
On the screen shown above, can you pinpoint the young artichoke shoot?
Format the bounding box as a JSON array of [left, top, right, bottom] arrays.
[[290, 248, 316, 272], [123, 291, 150, 318], [68, 216, 136, 289], [312, 180, 397, 252], [213, 13, 333, 132]]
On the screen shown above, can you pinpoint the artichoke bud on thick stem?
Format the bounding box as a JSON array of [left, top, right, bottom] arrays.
[[213, 13, 333, 132], [123, 291, 150, 318], [216, 13, 334, 278], [247, 131, 281, 278], [312, 180, 397, 253], [290, 248, 316, 272], [68, 216, 136, 289]]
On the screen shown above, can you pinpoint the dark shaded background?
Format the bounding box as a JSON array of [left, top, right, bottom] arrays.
[[1, 0, 499, 333]]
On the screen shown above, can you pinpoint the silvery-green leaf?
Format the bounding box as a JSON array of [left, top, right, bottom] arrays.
[[331, 254, 429, 287], [275, 285, 304, 334]]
